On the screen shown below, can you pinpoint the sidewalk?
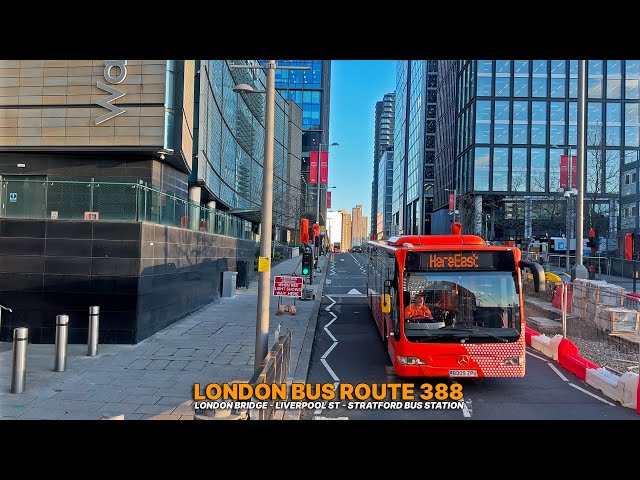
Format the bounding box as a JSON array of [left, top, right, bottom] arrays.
[[0, 255, 328, 420]]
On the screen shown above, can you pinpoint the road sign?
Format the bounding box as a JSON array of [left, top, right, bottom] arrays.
[[9, 192, 17, 203], [258, 256, 270, 272], [273, 275, 303, 297]]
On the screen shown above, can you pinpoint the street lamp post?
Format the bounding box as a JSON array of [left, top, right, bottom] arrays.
[[572, 59, 589, 279], [231, 61, 310, 373]]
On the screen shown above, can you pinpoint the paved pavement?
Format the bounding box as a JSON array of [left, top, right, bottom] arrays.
[[0, 255, 328, 420]]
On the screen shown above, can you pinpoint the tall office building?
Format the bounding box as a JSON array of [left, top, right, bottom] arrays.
[[361, 216, 368, 243], [269, 60, 332, 231], [392, 61, 437, 236], [376, 150, 394, 238], [0, 60, 302, 343], [326, 210, 343, 248], [351, 204, 363, 246], [340, 209, 352, 252], [371, 93, 395, 237], [432, 60, 634, 249]]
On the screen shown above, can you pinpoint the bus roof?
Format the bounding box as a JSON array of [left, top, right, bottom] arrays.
[[379, 234, 487, 247]]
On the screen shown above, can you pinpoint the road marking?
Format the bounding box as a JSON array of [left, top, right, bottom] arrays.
[[326, 279, 332, 284], [462, 399, 472, 417], [324, 326, 337, 342], [321, 341, 338, 359], [525, 350, 549, 362], [568, 383, 616, 406], [314, 416, 349, 420], [325, 296, 336, 311], [321, 358, 340, 382], [547, 362, 569, 382], [347, 288, 362, 294]]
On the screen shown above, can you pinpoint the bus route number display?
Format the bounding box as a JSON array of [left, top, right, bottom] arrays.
[[406, 251, 515, 271]]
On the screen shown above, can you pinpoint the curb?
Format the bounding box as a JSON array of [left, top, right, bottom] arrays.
[[525, 325, 639, 413], [284, 255, 329, 420]]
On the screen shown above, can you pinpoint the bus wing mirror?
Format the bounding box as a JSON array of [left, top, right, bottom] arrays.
[[381, 293, 391, 314], [520, 260, 546, 293]]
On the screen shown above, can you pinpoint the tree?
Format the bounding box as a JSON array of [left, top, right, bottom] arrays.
[[585, 121, 620, 242]]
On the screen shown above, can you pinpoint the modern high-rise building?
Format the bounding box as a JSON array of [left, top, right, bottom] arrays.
[[376, 150, 394, 238], [351, 204, 363, 246], [268, 60, 332, 231], [361, 216, 368, 243], [371, 93, 395, 237], [392, 61, 437, 236], [326, 210, 343, 249], [0, 60, 302, 343], [431, 60, 634, 250], [340, 209, 352, 252]]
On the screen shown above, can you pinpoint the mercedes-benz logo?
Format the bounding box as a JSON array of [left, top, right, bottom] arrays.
[[457, 355, 470, 366]]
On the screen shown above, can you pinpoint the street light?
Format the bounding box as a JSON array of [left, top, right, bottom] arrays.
[[231, 61, 309, 373]]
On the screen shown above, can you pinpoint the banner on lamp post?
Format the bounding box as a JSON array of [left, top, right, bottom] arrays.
[[327, 191, 331, 209], [449, 193, 454, 212], [320, 151, 329, 184], [559, 155, 577, 189], [309, 151, 318, 185]]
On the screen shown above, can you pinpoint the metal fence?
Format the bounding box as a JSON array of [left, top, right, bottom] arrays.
[[0, 179, 254, 241]]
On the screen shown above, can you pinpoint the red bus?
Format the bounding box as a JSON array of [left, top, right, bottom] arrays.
[[366, 225, 545, 378]]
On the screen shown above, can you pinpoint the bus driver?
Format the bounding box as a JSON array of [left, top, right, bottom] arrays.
[[405, 294, 434, 321]]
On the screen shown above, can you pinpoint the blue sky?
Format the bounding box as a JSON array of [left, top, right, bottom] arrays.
[[328, 60, 397, 221]]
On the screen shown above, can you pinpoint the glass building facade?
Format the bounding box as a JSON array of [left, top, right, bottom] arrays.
[[437, 59, 640, 246], [376, 150, 394, 239], [192, 60, 302, 237], [393, 61, 436, 236], [371, 93, 395, 237], [267, 60, 332, 227]]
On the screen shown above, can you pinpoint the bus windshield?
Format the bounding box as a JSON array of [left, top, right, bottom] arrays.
[[403, 271, 520, 342]]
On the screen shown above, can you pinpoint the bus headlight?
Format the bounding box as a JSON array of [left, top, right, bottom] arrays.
[[501, 356, 524, 366], [397, 355, 426, 365]]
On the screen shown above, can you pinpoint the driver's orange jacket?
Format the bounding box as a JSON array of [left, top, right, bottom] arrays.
[[404, 304, 433, 319]]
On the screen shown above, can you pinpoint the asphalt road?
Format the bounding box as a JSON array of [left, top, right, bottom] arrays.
[[301, 252, 640, 420]]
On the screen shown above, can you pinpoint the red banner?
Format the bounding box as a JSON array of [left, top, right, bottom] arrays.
[[559, 155, 577, 189], [327, 191, 331, 209], [449, 193, 454, 212], [309, 151, 318, 184], [320, 151, 328, 184]]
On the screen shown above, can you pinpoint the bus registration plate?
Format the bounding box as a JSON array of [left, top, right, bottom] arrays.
[[449, 370, 477, 377]]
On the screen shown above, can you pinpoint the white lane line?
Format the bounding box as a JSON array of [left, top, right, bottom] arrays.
[[547, 362, 569, 382], [568, 383, 616, 406], [327, 311, 337, 321], [321, 341, 338, 359], [324, 327, 337, 342], [321, 358, 340, 382], [314, 416, 349, 420], [325, 296, 336, 311], [462, 400, 472, 417], [525, 350, 549, 362]]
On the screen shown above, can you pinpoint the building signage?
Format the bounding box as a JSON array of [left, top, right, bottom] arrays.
[[95, 60, 128, 125]]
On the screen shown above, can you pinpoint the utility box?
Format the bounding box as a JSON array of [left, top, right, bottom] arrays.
[[222, 271, 238, 297]]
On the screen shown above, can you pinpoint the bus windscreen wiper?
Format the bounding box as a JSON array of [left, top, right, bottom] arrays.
[[441, 328, 509, 343]]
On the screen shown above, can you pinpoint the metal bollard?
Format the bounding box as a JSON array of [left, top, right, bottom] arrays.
[[88, 306, 99, 356], [54, 314, 69, 372], [10, 327, 28, 394]]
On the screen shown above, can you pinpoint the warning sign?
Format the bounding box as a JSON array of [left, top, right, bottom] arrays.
[[273, 275, 303, 297]]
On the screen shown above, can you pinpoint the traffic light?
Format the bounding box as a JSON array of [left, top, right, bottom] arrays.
[[301, 218, 309, 244], [302, 250, 313, 276]]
